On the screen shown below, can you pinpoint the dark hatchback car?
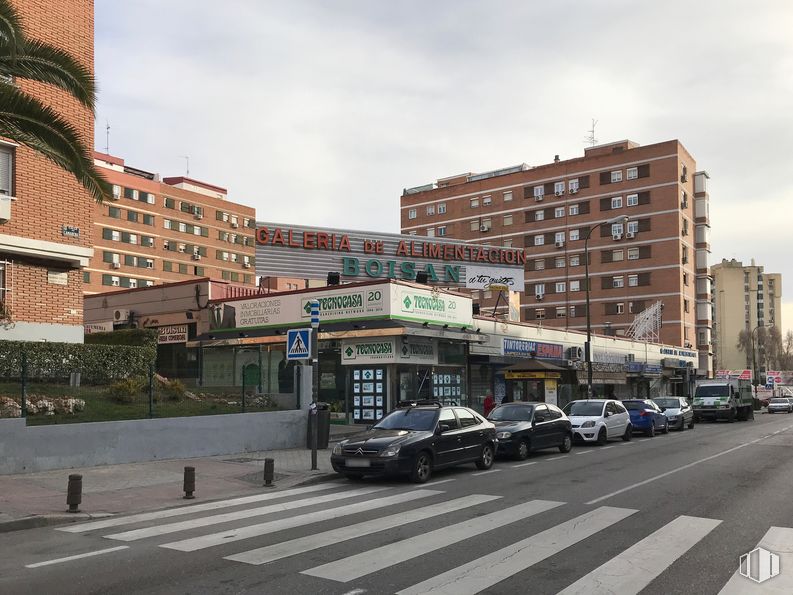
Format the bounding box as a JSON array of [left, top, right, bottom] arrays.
[[330, 401, 496, 483], [489, 402, 573, 459]]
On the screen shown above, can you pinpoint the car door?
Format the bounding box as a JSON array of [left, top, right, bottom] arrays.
[[648, 400, 665, 428], [434, 408, 461, 467], [614, 401, 630, 434], [531, 405, 552, 449], [604, 402, 618, 437], [680, 399, 692, 424], [543, 405, 565, 447], [454, 408, 484, 461]]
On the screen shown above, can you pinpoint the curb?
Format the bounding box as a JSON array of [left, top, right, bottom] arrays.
[[0, 512, 114, 534]]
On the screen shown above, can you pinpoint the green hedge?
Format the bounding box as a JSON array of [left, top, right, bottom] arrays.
[[84, 329, 157, 347], [0, 340, 156, 383]]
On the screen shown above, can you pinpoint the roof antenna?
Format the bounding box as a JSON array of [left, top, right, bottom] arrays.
[[584, 119, 598, 147], [180, 155, 190, 177], [104, 120, 110, 154]]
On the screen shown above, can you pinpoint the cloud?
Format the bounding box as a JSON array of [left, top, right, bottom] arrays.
[[94, 0, 793, 333]]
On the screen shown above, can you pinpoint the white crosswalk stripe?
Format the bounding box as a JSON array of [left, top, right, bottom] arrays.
[[395, 506, 637, 595], [225, 494, 501, 566], [104, 485, 388, 542], [160, 488, 442, 552], [58, 483, 341, 533], [558, 515, 722, 595], [302, 499, 565, 583], [718, 527, 793, 594]]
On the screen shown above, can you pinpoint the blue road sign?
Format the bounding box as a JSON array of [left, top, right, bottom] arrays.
[[287, 328, 311, 360]]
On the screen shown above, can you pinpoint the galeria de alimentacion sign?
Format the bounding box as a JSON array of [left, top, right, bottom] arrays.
[[255, 222, 526, 290]]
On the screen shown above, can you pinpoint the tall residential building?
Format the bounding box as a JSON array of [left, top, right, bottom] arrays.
[[400, 139, 714, 375], [711, 258, 783, 370], [87, 152, 256, 294], [0, 0, 94, 342]]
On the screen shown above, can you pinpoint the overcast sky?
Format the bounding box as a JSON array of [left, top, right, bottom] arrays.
[[94, 0, 793, 333]]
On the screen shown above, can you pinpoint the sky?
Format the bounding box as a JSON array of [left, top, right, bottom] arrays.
[[94, 0, 793, 333]]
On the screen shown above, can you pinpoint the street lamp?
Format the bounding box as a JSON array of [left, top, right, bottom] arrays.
[[584, 214, 629, 398], [749, 324, 764, 399]]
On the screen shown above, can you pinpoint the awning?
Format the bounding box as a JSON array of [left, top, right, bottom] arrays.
[[577, 371, 628, 385], [502, 359, 567, 372]]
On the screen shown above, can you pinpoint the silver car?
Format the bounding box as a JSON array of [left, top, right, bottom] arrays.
[[652, 396, 695, 430], [767, 397, 793, 414]]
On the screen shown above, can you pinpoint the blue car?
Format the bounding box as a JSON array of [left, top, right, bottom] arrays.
[[622, 399, 669, 437]]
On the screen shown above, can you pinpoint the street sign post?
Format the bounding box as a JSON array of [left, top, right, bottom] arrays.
[[309, 300, 320, 470], [286, 329, 311, 361]]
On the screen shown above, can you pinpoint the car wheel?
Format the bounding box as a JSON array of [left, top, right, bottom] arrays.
[[646, 422, 655, 438], [728, 408, 736, 423], [410, 451, 433, 483], [622, 424, 633, 441], [559, 434, 572, 453], [475, 443, 495, 470], [661, 419, 669, 434], [516, 439, 530, 460], [597, 427, 608, 445], [688, 418, 695, 429]]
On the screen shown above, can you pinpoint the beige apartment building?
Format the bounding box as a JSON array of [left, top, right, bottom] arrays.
[[401, 139, 714, 376], [711, 258, 783, 370], [86, 152, 256, 294]]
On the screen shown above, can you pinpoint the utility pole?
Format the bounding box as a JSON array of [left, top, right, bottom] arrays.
[[309, 300, 320, 471]]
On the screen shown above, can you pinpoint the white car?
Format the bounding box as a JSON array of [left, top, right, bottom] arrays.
[[562, 399, 632, 445]]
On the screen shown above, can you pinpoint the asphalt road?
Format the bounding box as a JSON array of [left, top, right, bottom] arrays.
[[3, 412, 793, 595]]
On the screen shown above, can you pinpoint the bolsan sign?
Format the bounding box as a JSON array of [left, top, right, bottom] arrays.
[[256, 222, 525, 289]]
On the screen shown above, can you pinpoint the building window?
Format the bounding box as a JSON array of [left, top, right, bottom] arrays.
[[426, 205, 435, 216], [141, 235, 154, 248], [123, 187, 137, 200], [407, 208, 416, 219], [555, 281, 566, 293], [535, 210, 545, 221], [627, 221, 638, 235], [555, 207, 565, 218], [682, 218, 689, 235], [165, 197, 175, 209], [611, 196, 622, 209], [569, 229, 580, 241], [611, 170, 623, 183], [613, 276, 624, 288], [681, 191, 688, 209], [111, 230, 121, 241], [627, 167, 638, 180], [534, 235, 544, 246], [127, 211, 138, 223], [569, 204, 579, 216], [503, 214, 513, 226], [438, 202, 447, 214], [612, 249, 624, 261], [555, 231, 565, 243], [533, 186, 544, 199], [555, 257, 565, 268], [628, 247, 639, 260], [556, 307, 566, 318], [570, 255, 580, 267], [143, 214, 155, 226], [111, 184, 121, 200], [437, 226, 447, 237], [554, 181, 565, 194], [627, 193, 638, 207], [683, 272, 689, 285], [616, 302, 625, 314], [569, 179, 579, 192], [108, 206, 121, 219], [570, 280, 580, 291], [682, 246, 689, 264], [470, 220, 479, 232], [535, 308, 546, 320], [569, 305, 576, 317], [684, 299, 690, 313], [611, 223, 624, 236], [470, 198, 479, 208], [178, 222, 187, 233], [534, 259, 545, 270], [482, 195, 492, 206], [503, 239, 513, 247], [83, 271, 90, 283], [628, 274, 638, 287], [535, 284, 545, 297], [426, 228, 435, 237], [503, 191, 512, 202]]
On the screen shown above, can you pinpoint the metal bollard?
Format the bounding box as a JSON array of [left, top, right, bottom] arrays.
[[183, 466, 196, 499], [66, 474, 82, 513], [263, 458, 275, 488]]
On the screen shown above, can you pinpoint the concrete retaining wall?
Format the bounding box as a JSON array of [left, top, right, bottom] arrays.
[[0, 409, 307, 475]]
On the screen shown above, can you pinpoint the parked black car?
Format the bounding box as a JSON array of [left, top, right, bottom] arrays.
[[488, 402, 573, 459], [330, 401, 497, 483]]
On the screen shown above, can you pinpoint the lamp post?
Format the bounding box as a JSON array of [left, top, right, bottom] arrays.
[[749, 324, 764, 399], [584, 214, 629, 399]]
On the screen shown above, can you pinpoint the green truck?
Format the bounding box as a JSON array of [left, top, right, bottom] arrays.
[[692, 379, 754, 422]]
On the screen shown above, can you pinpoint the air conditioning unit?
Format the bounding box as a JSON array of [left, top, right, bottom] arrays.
[[612, 233, 623, 241], [625, 232, 635, 239], [243, 263, 251, 269], [535, 294, 544, 301], [113, 308, 129, 321], [178, 246, 186, 253], [111, 280, 120, 287], [534, 196, 543, 202], [112, 262, 121, 269], [555, 191, 564, 197], [555, 241, 565, 248], [192, 254, 201, 261], [194, 213, 203, 220], [479, 225, 490, 232], [567, 346, 583, 360], [570, 188, 578, 194], [231, 222, 239, 228], [146, 261, 154, 269]]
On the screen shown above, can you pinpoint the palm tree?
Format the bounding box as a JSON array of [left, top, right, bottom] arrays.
[[0, 0, 110, 202]]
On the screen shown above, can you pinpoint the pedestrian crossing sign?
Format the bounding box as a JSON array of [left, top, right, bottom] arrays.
[[287, 328, 311, 360]]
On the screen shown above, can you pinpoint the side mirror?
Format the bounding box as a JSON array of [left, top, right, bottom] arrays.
[[438, 423, 452, 434], [604, 411, 611, 418], [533, 415, 545, 423]]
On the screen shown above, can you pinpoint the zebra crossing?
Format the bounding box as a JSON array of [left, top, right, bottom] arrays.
[[51, 480, 793, 594]]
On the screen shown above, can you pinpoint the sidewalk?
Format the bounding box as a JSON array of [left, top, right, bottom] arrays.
[[0, 424, 361, 532]]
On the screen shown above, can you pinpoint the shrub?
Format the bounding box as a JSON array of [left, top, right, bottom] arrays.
[[158, 378, 186, 402], [107, 377, 146, 404]]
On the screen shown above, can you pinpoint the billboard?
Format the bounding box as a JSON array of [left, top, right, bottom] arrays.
[[255, 222, 525, 290]]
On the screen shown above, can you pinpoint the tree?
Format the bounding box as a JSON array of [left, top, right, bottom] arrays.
[[762, 326, 784, 370], [736, 329, 753, 368], [780, 330, 793, 370], [0, 0, 110, 202]]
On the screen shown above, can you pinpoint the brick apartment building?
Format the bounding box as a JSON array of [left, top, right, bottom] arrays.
[[401, 139, 714, 375], [87, 152, 256, 294], [0, 0, 95, 342]]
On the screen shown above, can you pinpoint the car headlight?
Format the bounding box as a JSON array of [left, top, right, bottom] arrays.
[[379, 445, 401, 457], [496, 431, 512, 439], [581, 420, 596, 428], [332, 442, 344, 456]]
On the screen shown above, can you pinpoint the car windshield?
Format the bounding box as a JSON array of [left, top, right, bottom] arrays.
[[654, 398, 680, 408], [623, 401, 650, 411], [373, 409, 437, 431], [563, 402, 604, 416], [770, 398, 788, 404], [696, 385, 729, 397], [488, 405, 534, 421]]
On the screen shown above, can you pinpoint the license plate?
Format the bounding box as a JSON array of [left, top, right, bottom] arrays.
[[346, 458, 371, 468]]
